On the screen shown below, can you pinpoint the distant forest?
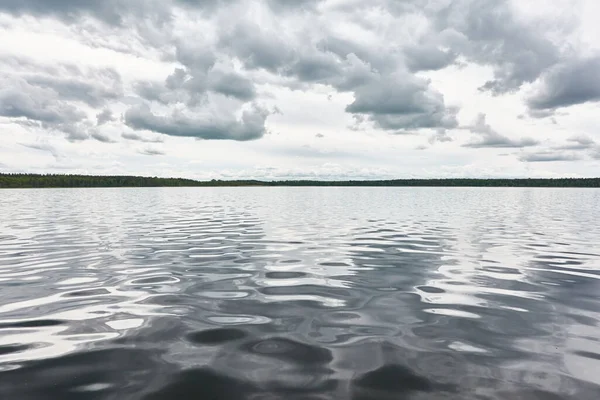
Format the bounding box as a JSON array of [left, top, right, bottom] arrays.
[[1, 173, 599, 188]]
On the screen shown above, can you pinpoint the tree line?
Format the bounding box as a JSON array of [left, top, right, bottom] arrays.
[[1, 173, 599, 188]]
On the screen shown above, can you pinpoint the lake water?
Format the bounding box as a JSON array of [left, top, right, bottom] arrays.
[[1, 187, 600, 399]]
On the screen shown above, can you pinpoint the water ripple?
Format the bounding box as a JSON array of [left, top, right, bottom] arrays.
[[0, 187, 599, 399]]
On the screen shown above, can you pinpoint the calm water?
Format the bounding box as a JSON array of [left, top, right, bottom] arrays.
[[1, 187, 600, 399]]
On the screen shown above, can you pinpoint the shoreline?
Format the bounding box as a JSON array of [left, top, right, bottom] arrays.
[[1, 174, 599, 188]]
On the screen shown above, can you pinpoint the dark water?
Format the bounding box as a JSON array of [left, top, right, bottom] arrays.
[[1, 187, 600, 399]]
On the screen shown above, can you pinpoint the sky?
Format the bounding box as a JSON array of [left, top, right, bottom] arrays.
[[0, 0, 599, 180]]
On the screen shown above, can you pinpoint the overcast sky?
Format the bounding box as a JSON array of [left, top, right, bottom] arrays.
[[1, 0, 599, 180]]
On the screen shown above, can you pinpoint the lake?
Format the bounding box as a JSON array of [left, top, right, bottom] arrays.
[[0, 187, 599, 399]]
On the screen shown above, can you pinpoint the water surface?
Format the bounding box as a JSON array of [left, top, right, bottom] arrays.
[[1, 187, 600, 399]]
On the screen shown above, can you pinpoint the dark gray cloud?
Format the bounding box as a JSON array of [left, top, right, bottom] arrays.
[[134, 76, 200, 107], [518, 151, 582, 163], [135, 65, 255, 107], [0, 0, 319, 25], [213, 8, 460, 131], [9, 0, 563, 137], [0, 0, 177, 26], [553, 136, 596, 151], [129, 39, 265, 141], [346, 75, 458, 130], [174, 41, 216, 72], [215, 11, 459, 131], [23, 68, 123, 107], [1, 57, 122, 113], [550, 136, 600, 161], [138, 147, 165, 156], [59, 123, 92, 142], [1, 0, 594, 151], [316, 36, 393, 75], [0, 0, 122, 23], [339, 0, 564, 95], [96, 109, 115, 126], [527, 57, 600, 111], [527, 109, 558, 119], [122, 132, 164, 143], [124, 104, 269, 141], [430, 0, 564, 94], [266, 0, 322, 12], [91, 131, 116, 143], [0, 57, 128, 144], [324, 54, 376, 91], [284, 51, 342, 83], [0, 78, 86, 124], [133, 81, 174, 104], [404, 45, 457, 72], [209, 71, 256, 101], [218, 22, 291, 72], [463, 114, 538, 148]]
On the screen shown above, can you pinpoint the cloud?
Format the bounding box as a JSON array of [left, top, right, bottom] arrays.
[[404, 45, 457, 72], [0, 0, 596, 178], [134, 65, 255, 108], [0, 0, 171, 26], [0, 0, 321, 26], [284, 51, 343, 83], [0, 58, 127, 143], [124, 103, 269, 141], [134, 81, 178, 105], [121, 132, 164, 143], [1, 0, 571, 103], [0, 78, 86, 125], [266, 0, 322, 13], [315, 133, 325, 138], [218, 21, 291, 72], [91, 131, 116, 143], [549, 136, 600, 160], [429, 128, 453, 144], [138, 147, 165, 156], [214, 10, 459, 132], [22, 68, 123, 107], [463, 114, 539, 148], [58, 123, 96, 142], [345, 74, 458, 130], [209, 71, 256, 101], [518, 151, 582, 163], [436, 0, 565, 95], [96, 109, 115, 126], [553, 135, 596, 151], [20, 142, 61, 160], [527, 56, 600, 111], [527, 109, 558, 119], [0, 0, 120, 22], [316, 36, 392, 76], [5, 0, 562, 140]]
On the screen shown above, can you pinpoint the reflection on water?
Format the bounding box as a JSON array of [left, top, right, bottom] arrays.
[[1, 187, 600, 399]]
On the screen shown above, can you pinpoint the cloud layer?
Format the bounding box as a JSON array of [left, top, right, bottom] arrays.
[[0, 0, 599, 178]]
